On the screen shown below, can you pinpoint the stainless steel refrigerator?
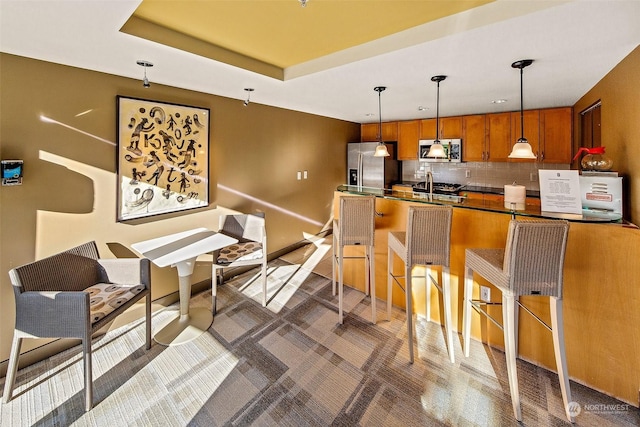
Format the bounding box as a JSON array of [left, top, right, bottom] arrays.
[[347, 142, 400, 189]]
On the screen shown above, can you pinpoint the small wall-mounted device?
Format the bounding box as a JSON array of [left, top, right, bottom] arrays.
[[1, 160, 24, 186]]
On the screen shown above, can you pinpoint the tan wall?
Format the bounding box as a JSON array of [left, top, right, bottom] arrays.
[[573, 45, 640, 225], [0, 53, 359, 365]]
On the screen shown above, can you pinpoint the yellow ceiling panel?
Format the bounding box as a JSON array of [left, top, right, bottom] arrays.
[[122, 0, 493, 78]]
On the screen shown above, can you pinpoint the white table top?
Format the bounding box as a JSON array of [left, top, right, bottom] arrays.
[[132, 227, 238, 268]]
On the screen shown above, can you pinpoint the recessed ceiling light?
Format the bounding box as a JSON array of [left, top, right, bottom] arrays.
[[418, 106, 428, 111], [365, 113, 374, 117], [492, 99, 507, 104]]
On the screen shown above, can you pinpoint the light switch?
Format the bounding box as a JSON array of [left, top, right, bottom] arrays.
[[297, 171, 302, 180], [303, 170, 308, 179]]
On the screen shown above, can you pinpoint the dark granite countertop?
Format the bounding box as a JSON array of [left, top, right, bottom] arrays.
[[338, 185, 623, 223], [395, 181, 540, 198]]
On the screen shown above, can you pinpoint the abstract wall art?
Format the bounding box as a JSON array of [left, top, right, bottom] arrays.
[[116, 96, 210, 221]]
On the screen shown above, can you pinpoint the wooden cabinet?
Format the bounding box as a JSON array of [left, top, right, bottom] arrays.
[[419, 119, 436, 139], [397, 120, 420, 160], [462, 115, 486, 162], [510, 110, 540, 162], [485, 112, 512, 161], [540, 107, 572, 163], [441, 116, 463, 138], [419, 117, 462, 139], [361, 107, 571, 163], [361, 122, 398, 142]]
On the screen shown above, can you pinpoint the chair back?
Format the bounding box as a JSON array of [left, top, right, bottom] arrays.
[[503, 219, 569, 297], [219, 213, 265, 243], [338, 196, 376, 246], [406, 205, 452, 267], [9, 241, 101, 293]]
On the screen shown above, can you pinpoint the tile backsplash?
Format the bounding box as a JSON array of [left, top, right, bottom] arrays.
[[401, 160, 570, 192]]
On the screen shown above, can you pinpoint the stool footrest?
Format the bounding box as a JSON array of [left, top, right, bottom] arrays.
[[469, 300, 504, 330]]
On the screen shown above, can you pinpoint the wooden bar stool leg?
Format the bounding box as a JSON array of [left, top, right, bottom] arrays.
[[338, 245, 344, 324], [551, 297, 574, 423], [364, 246, 370, 297], [387, 248, 393, 321], [502, 293, 522, 421], [442, 266, 455, 363], [514, 295, 520, 356], [332, 232, 337, 296], [2, 335, 22, 403], [463, 266, 474, 358], [369, 245, 376, 324], [406, 264, 415, 363], [425, 267, 432, 322]]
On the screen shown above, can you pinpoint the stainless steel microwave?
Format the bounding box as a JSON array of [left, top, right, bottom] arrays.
[[418, 139, 462, 162]]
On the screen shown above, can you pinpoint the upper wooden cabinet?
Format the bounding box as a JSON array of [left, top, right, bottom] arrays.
[[419, 117, 462, 139], [419, 119, 436, 139], [510, 110, 540, 162], [462, 115, 486, 162], [485, 112, 512, 161], [397, 120, 420, 160], [361, 107, 572, 163], [540, 107, 573, 163], [361, 122, 398, 142]]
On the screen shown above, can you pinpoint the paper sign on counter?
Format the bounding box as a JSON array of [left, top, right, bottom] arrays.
[[538, 170, 582, 214]]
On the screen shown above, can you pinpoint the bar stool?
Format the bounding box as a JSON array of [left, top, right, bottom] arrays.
[[332, 195, 377, 324], [387, 205, 454, 363], [462, 218, 572, 422]]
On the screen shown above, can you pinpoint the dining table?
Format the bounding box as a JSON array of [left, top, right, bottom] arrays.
[[132, 227, 238, 345]]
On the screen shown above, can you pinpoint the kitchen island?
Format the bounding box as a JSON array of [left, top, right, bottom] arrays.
[[334, 185, 640, 407]]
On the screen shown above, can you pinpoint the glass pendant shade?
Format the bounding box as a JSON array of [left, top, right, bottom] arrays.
[[374, 143, 390, 157], [508, 138, 537, 159], [427, 143, 447, 158]]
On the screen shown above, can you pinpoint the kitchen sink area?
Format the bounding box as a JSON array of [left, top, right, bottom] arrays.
[[411, 192, 466, 203], [400, 181, 467, 203]]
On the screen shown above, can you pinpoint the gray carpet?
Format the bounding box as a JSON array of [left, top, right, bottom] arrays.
[[1, 257, 638, 427]]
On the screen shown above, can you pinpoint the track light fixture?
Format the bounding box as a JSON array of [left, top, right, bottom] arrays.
[[136, 60, 153, 88], [243, 88, 254, 106]]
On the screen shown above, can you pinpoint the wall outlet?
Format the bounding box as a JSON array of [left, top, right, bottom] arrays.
[[465, 169, 471, 178], [530, 172, 537, 182], [480, 286, 491, 302]]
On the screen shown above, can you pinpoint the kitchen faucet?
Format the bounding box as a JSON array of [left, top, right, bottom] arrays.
[[425, 170, 433, 201]]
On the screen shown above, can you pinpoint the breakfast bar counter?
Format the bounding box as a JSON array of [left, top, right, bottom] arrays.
[[334, 186, 640, 407]]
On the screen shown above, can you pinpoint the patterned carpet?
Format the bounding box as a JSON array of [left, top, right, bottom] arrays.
[[1, 246, 639, 426]]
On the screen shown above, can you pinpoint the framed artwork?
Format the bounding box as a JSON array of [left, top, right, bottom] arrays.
[[116, 96, 210, 221]]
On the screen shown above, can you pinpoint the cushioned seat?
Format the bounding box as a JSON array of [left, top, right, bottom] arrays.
[[216, 241, 263, 265]]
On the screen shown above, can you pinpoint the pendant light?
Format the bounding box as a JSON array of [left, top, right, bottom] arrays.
[[373, 86, 390, 157], [427, 75, 447, 158], [508, 59, 537, 159]]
